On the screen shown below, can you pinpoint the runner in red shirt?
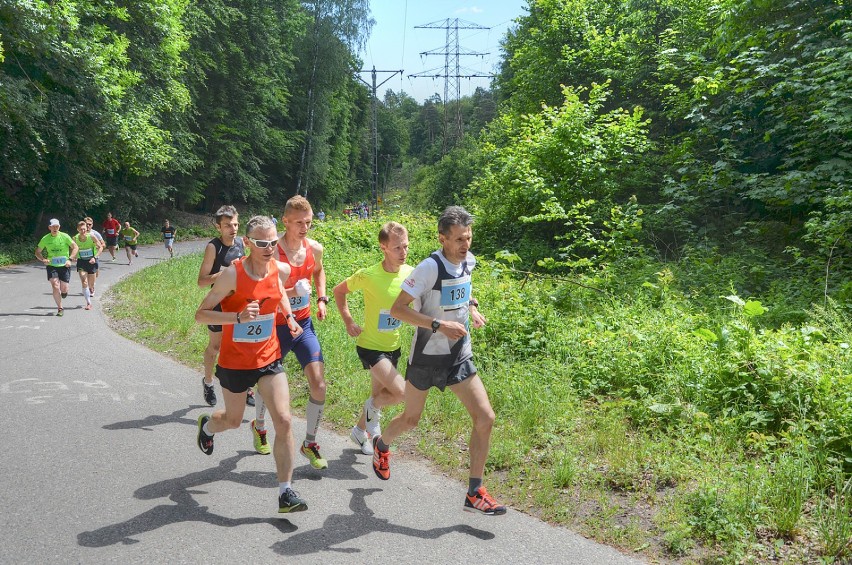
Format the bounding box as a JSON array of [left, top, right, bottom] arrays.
[[101, 212, 121, 261], [194, 215, 307, 513]]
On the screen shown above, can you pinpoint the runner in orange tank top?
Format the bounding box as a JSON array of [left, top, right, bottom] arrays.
[[194, 215, 309, 514], [274, 195, 330, 471]]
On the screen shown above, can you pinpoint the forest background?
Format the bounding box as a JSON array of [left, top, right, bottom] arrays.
[[2, 0, 851, 562]]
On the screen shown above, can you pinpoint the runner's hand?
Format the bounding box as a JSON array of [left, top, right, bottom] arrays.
[[294, 278, 311, 296], [243, 300, 260, 320], [288, 321, 303, 337], [439, 320, 467, 340], [346, 321, 362, 338], [471, 309, 486, 329]]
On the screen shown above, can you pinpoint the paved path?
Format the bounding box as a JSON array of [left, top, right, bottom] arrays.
[[0, 240, 645, 564]]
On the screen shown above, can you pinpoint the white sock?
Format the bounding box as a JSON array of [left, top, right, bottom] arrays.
[[83, 287, 91, 305], [202, 421, 213, 436], [278, 482, 292, 496], [255, 392, 266, 428], [305, 397, 324, 443]]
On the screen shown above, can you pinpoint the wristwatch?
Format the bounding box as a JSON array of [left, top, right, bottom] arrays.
[[468, 298, 479, 308], [431, 319, 441, 333], [317, 296, 330, 304]]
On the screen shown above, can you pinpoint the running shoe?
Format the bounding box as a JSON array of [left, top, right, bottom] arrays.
[[372, 436, 390, 480], [364, 399, 382, 437], [300, 442, 328, 469], [278, 488, 307, 513], [197, 414, 214, 455], [61, 292, 68, 299], [84, 304, 92, 311], [202, 378, 217, 406], [350, 426, 373, 455], [463, 486, 507, 516], [90, 288, 95, 297], [251, 419, 271, 455], [57, 308, 64, 317], [246, 387, 256, 407]]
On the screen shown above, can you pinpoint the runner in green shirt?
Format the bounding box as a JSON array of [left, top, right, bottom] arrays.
[[332, 221, 413, 455], [120, 221, 140, 265], [74, 220, 100, 310], [34, 218, 79, 317]]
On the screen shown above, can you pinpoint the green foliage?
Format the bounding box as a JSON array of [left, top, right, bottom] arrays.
[[0, 0, 191, 236], [467, 82, 649, 267]]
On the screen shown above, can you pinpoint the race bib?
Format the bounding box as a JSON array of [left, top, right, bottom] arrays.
[[163, 233, 174, 240], [79, 249, 94, 259], [50, 256, 67, 266], [124, 235, 133, 241], [377, 309, 401, 332], [439, 275, 471, 310], [232, 313, 274, 343], [289, 292, 310, 312], [106, 229, 115, 235]]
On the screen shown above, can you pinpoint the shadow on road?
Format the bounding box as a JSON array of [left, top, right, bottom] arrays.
[[271, 487, 495, 556], [77, 452, 295, 548], [103, 405, 203, 432], [77, 451, 493, 553]]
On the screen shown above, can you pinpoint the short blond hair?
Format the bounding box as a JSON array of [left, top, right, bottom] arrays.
[[284, 195, 312, 216], [378, 221, 407, 244]]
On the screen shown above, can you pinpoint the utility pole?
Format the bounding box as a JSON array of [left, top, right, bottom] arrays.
[[356, 66, 402, 215], [409, 19, 491, 154]]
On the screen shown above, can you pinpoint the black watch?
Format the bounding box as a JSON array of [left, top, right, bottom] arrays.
[[317, 296, 329, 304], [431, 319, 441, 333]]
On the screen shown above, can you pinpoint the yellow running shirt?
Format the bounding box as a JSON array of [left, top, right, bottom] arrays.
[[345, 261, 414, 352]]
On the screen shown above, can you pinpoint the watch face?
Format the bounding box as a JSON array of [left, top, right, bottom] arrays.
[[431, 319, 441, 332]]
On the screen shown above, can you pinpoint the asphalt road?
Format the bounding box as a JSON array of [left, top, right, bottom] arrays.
[[0, 239, 645, 564]]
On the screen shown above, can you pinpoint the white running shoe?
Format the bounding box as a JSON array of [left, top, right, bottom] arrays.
[[364, 398, 382, 438], [350, 426, 373, 455]]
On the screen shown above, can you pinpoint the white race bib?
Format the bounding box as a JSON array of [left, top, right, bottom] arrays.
[[50, 256, 67, 266], [232, 313, 274, 343], [377, 309, 401, 332], [289, 292, 310, 312], [79, 249, 94, 259], [439, 275, 471, 310]]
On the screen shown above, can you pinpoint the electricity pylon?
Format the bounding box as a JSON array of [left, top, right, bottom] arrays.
[[356, 67, 402, 213], [409, 19, 491, 154]]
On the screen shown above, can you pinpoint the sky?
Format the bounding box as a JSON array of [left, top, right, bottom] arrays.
[[360, 1, 529, 103]]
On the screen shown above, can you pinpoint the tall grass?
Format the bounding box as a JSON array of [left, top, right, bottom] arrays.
[[107, 214, 852, 563]]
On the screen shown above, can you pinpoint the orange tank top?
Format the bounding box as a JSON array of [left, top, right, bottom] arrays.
[[276, 239, 315, 323], [219, 258, 283, 370]]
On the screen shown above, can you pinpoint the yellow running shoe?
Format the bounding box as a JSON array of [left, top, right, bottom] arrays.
[[250, 419, 271, 455], [300, 442, 328, 469]]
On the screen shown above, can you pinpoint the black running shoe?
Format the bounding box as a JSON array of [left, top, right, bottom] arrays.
[[202, 378, 217, 406], [278, 488, 308, 513], [61, 292, 67, 299], [246, 387, 256, 407], [197, 414, 214, 455]]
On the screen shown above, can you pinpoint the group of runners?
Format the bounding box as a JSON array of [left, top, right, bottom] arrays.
[[194, 197, 506, 517], [34, 215, 178, 315]]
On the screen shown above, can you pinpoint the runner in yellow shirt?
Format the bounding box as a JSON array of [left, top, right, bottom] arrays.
[[332, 222, 413, 455], [120, 221, 140, 265], [35, 219, 78, 317], [74, 220, 101, 310]]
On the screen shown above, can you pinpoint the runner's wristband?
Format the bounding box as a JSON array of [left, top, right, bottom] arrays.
[[469, 298, 479, 308], [236, 312, 241, 324]]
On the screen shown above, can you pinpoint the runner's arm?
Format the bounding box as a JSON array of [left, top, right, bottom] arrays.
[[69, 239, 79, 261], [196, 242, 219, 287], [390, 290, 467, 339], [34, 246, 46, 264], [332, 279, 362, 337], [277, 262, 303, 337], [195, 267, 244, 325], [311, 240, 328, 320]]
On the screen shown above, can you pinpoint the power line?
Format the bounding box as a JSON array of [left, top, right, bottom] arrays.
[[408, 18, 492, 153], [356, 67, 403, 214]]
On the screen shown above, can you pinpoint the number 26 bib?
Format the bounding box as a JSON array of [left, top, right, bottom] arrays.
[[232, 313, 274, 343]]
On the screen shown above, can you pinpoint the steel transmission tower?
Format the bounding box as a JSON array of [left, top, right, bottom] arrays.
[[409, 19, 491, 153], [356, 67, 402, 214]]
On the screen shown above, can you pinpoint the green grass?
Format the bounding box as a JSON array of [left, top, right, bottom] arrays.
[[107, 213, 852, 564]]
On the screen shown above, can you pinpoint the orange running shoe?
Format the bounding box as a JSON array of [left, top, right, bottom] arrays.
[[372, 435, 390, 480], [463, 486, 507, 516]]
